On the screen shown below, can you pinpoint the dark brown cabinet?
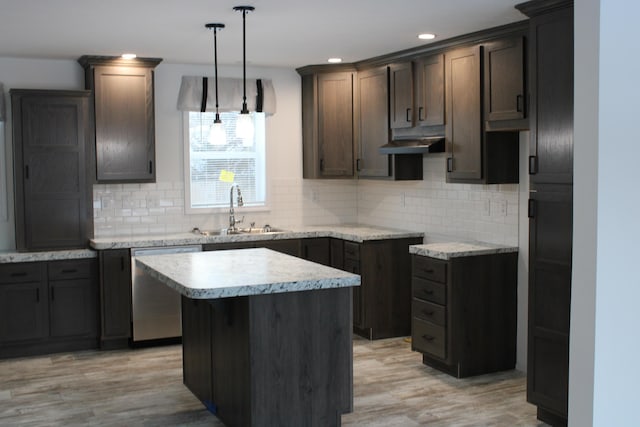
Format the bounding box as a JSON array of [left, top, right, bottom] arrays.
[[78, 55, 162, 183], [0, 263, 48, 344], [355, 66, 390, 178], [11, 89, 93, 251], [389, 62, 413, 129], [333, 237, 421, 339], [411, 252, 517, 378], [445, 45, 483, 181], [484, 37, 526, 124], [300, 238, 331, 265], [517, 1, 574, 425], [390, 56, 445, 130], [0, 259, 98, 358], [414, 54, 445, 127], [98, 249, 132, 349], [445, 44, 521, 184], [298, 66, 355, 178]]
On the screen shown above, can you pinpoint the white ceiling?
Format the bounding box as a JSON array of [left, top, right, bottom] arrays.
[[0, 0, 527, 68]]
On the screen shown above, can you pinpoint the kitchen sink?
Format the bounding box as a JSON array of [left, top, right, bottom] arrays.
[[192, 226, 287, 236]]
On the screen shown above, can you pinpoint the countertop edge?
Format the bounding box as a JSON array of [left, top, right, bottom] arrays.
[[0, 249, 98, 264], [409, 243, 518, 260]]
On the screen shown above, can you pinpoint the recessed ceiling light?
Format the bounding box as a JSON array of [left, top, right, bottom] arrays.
[[328, 58, 342, 64], [418, 33, 436, 40], [121, 53, 137, 60]]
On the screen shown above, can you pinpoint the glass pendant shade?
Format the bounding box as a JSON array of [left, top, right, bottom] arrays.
[[208, 118, 227, 145], [236, 112, 254, 144]]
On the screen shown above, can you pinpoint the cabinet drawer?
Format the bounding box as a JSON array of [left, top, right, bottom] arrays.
[[412, 299, 445, 326], [48, 259, 94, 280], [412, 318, 446, 360], [343, 242, 360, 261], [413, 256, 447, 283], [412, 277, 446, 305], [0, 263, 45, 284]]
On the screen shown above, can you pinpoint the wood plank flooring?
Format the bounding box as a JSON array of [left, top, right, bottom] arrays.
[[0, 337, 546, 426]]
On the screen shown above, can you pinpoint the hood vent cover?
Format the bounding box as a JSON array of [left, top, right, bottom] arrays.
[[379, 136, 445, 155]]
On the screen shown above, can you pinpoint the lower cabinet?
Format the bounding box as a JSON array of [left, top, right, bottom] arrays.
[[334, 237, 422, 340], [0, 259, 99, 358], [98, 249, 132, 349], [411, 252, 517, 377], [204, 238, 332, 267]]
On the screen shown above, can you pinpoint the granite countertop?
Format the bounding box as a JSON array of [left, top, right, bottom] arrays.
[[0, 249, 97, 264], [136, 247, 360, 299], [90, 224, 424, 250], [409, 241, 518, 260]]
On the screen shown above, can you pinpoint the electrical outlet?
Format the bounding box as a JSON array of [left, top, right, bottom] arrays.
[[311, 190, 319, 202], [483, 200, 490, 216], [498, 200, 507, 216], [400, 192, 406, 207]]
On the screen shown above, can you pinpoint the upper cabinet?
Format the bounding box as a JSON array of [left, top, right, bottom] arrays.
[[389, 55, 445, 131], [355, 66, 390, 178], [484, 36, 527, 130], [78, 55, 162, 183], [445, 46, 483, 182], [415, 54, 445, 127], [11, 89, 93, 251], [298, 66, 355, 179], [298, 22, 527, 184], [388, 63, 413, 129]]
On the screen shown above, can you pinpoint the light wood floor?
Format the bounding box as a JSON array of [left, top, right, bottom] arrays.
[[0, 337, 546, 426]]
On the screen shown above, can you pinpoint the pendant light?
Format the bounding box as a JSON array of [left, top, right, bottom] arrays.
[[233, 5, 255, 143], [206, 23, 227, 145]]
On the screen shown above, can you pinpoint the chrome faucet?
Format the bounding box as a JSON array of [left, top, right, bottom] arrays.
[[229, 183, 244, 232]]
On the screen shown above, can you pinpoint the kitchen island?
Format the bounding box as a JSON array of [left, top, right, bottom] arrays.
[[136, 248, 360, 427]]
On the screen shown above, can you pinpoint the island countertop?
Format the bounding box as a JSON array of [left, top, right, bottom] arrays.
[[135, 247, 360, 299]]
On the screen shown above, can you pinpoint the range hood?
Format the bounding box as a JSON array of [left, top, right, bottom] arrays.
[[379, 136, 445, 155]]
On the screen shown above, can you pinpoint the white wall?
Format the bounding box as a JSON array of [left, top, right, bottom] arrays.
[[572, 1, 640, 425]]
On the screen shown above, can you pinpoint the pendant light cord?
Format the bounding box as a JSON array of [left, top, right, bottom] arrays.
[[234, 6, 254, 114], [241, 8, 248, 113], [214, 26, 221, 120]]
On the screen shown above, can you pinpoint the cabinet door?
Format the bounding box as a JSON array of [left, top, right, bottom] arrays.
[[49, 278, 98, 338], [48, 259, 98, 338], [356, 67, 390, 177], [262, 239, 301, 257], [317, 72, 354, 177], [0, 262, 48, 343], [389, 62, 414, 129], [301, 238, 330, 266], [12, 91, 91, 251], [445, 46, 482, 181], [415, 54, 445, 126], [484, 37, 525, 122], [99, 249, 132, 346], [527, 186, 572, 417], [529, 9, 573, 185], [93, 65, 156, 182]]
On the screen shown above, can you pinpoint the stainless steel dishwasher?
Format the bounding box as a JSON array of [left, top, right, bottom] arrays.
[[131, 245, 202, 343]]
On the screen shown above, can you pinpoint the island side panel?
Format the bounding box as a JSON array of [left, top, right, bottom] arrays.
[[181, 297, 213, 407], [249, 287, 353, 426]]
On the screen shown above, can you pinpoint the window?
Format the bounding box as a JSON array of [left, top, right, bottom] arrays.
[[184, 111, 266, 212]]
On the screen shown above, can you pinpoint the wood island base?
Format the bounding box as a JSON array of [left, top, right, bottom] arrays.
[[181, 287, 353, 427]]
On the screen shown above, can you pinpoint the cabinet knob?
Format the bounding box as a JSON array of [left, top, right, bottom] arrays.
[[447, 158, 453, 173], [406, 108, 412, 123], [529, 156, 538, 175], [418, 107, 424, 122]]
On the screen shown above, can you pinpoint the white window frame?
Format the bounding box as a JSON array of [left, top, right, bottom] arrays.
[[183, 111, 268, 214]]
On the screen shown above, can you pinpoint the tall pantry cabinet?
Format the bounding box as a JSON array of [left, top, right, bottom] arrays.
[[516, 1, 574, 426], [10, 90, 93, 251]]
